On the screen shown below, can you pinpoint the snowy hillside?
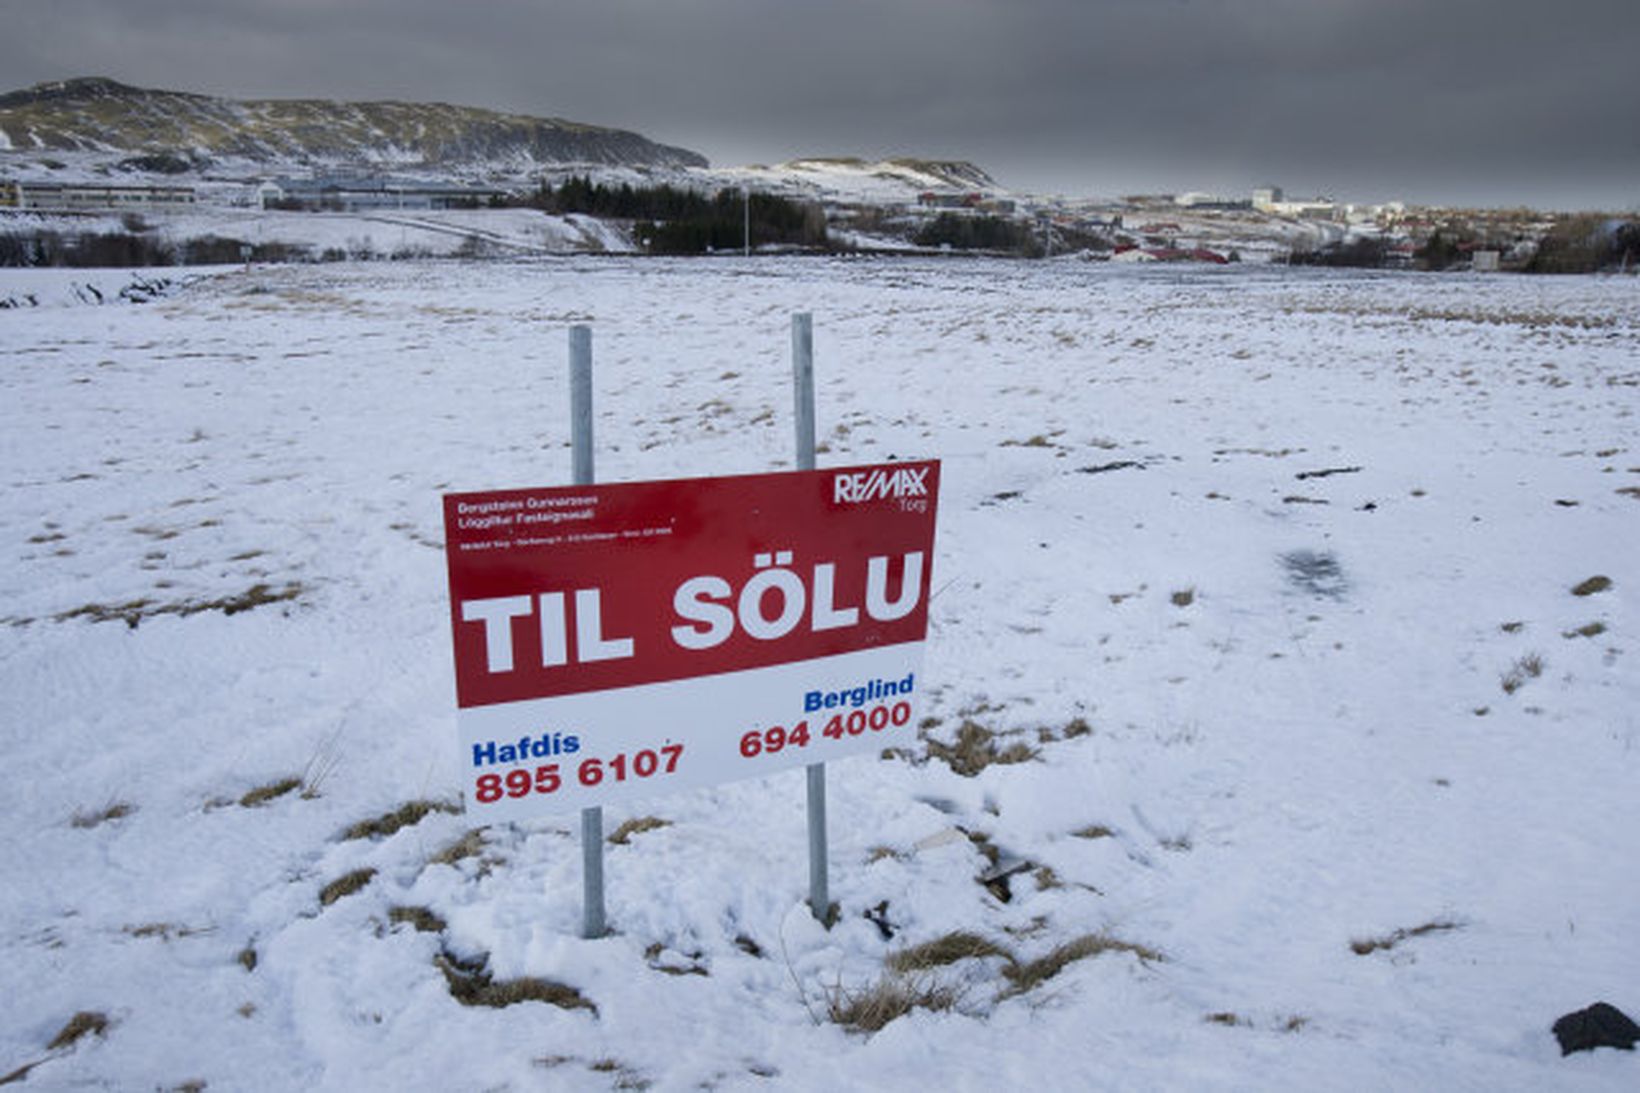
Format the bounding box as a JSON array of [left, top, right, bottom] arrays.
[[0, 77, 708, 174], [0, 79, 1001, 212], [1, 258, 1637, 1090], [717, 158, 1001, 204]]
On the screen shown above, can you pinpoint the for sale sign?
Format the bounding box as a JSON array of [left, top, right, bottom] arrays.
[[443, 460, 939, 822]]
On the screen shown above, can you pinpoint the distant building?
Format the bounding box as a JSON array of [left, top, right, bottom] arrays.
[[917, 191, 987, 210], [1, 180, 196, 211], [1252, 185, 1340, 221], [1175, 192, 1249, 210], [259, 175, 508, 212]]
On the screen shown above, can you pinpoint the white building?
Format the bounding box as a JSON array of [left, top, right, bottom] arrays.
[[1, 180, 196, 211], [258, 175, 508, 212]]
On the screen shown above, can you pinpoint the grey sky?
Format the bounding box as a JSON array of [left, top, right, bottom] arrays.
[[5, 0, 1636, 209]]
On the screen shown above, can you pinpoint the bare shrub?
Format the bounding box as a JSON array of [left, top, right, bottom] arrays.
[[1500, 653, 1545, 695]]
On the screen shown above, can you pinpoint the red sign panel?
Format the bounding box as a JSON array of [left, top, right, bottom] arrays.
[[445, 461, 939, 706]]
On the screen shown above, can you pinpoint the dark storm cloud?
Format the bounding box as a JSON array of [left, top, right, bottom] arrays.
[[4, 0, 1635, 207]]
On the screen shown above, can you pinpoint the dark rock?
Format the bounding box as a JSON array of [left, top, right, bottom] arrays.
[[977, 856, 1033, 903], [863, 900, 896, 940], [1553, 1001, 1640, 1056]]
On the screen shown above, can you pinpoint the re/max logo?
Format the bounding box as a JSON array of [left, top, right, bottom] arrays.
[[833, 467, 929, 504]]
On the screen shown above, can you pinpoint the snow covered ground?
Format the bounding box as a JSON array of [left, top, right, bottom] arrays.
[[1, 207, 633, 261], [2, 257, 1637, 1091]]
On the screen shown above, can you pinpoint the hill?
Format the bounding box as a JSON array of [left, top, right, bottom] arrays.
[[0, 77, 709, 174]]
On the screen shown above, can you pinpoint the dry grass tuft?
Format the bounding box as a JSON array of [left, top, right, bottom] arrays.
[[925, 720, 1039, 777], [885, 931, 1012, 975], [1071, 824, 1115, 839], [429, 828, 486, 867], [318, 868, 377, 907], [239, 777, 301, 808], [124, 922, 212, 942], [436, 951, 596, 1013], [1571, 575, 1613, 597], [70, 801, 136, 829], [824, 974, 964, 1034], [1000, 933, 1163, 996], [590, 1060, 652, 1090], [1350, 919, 1461, 956], [54, 582, 304, 629], [342, 799, 459, 841], [389, 906, 447, 934], [608, 816, 672, 845], [47, 1010, 109, 1050]]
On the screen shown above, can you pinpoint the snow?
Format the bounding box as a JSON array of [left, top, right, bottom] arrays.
[[717, 159, 992, 205], [1, 208, 634, 259], [2, 257, 1637, 1090]]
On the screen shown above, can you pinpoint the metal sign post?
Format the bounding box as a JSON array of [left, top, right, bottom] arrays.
[[791, 313, 829, 924], [569, 324, 606, 940]]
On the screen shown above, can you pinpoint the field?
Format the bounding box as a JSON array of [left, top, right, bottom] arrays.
[[2, 257, 1637, 1090]]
